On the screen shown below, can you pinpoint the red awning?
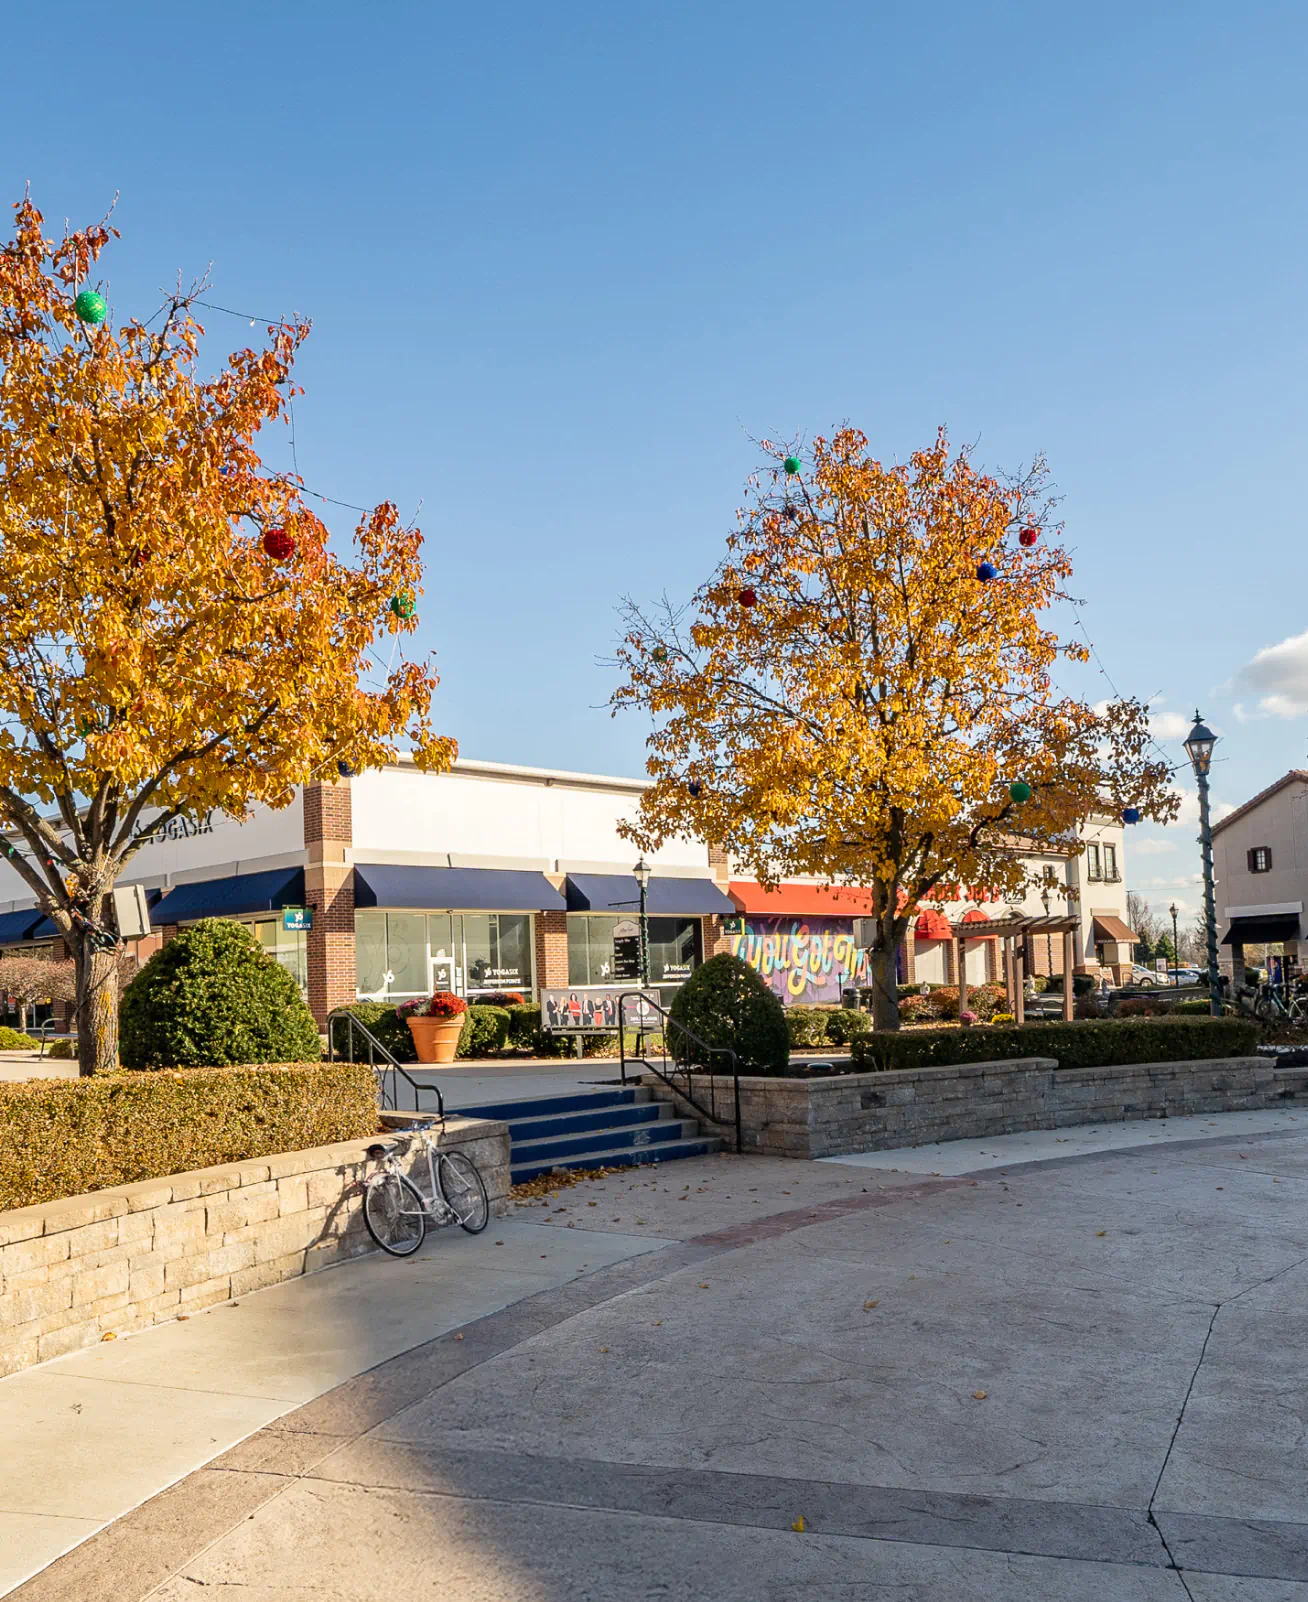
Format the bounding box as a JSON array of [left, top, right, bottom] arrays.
[[914, 909, 952, 940], [728, 880, 875, 916], [959, 907, 998, 941]]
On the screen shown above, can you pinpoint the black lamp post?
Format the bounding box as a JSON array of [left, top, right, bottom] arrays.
[[1040, 886, 1054, 981], [1183, 713, 1222, 1016], [1169, 902, 1180, 989], [633, 857, 652, 987]]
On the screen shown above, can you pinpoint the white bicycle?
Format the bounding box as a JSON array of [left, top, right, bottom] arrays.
[[363, 1126, 490, 1256]]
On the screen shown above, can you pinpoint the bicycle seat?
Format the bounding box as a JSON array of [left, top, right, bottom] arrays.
[[365, 1143, 390, 1160]]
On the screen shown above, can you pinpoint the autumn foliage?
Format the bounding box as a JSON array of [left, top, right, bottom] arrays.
[[613, 427, 1176, 1029], [0, 198, 453, 1073]]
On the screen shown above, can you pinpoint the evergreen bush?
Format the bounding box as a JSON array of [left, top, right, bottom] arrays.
[[328, 1001, 417, 1063], [852, 1016, 1258, 1073], [825, 1008, 872, 1045], [785, 1006, 832, 1047], [120, 919, 321, 1070], [669, 952, 789, 1073], [0, 1026, 40, 1051], [457, 1005, 511, 1058]]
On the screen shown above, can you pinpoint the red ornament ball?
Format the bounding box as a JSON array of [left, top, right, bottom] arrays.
[[738, 587, 758, 609], [262, 527, 295, 561], [1018, 525, 1039, 547]]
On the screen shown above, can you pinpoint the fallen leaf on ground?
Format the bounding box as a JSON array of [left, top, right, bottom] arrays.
[[972, 1390, 988, 1400], [100, 1331, 117, 1341], [863, 1300, 879, 1310], [791, 1516, 806, 1532], [1096, 1231, 1107, 1237], [454, 1333, 464, 1341]]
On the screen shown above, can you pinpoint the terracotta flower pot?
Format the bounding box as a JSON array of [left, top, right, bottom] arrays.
[[406, 1013, 465, 1065]]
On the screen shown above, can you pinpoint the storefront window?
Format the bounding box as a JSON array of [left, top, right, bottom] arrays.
[[463, 913, 533, 995], [355, 911, 535, 1001], [567, 914, 700, 991], [387, 914, 429, 998], [252, 919, 308, 995]]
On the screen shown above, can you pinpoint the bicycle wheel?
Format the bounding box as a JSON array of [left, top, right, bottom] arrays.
[[363, 1171, 427, 1257], [437, 1150, 490, 1235]]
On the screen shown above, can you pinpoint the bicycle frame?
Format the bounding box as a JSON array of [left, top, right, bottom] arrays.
[[370, 1129, 457, 1226]]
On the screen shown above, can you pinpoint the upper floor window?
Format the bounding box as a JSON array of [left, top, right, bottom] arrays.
[[1086, 844, 1102, 881], [1103, 844, 1119, 882], [1248, 846, 1273, 874]]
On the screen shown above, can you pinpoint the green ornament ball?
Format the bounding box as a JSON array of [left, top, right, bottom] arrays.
[[652, 646, 668, 663], [1008, 780, 1032, 804], [389, 593, 416, 620], [73, 290, 107, 326], [783, 455, 802, 476]]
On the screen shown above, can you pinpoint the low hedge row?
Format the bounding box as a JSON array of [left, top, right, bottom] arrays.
[[331, 1001, 573, 1062], [785, 1007, 873, 1048], [851, 1016, 1259, 1074], [0, 1062, 378, 1212]]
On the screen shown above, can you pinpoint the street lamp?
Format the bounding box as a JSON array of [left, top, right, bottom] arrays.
[[632, 857, 652, 987], [1183, 712, 1222, 1016], [1040, 886, 1053, 983], [1169, 902, 1180, 989]]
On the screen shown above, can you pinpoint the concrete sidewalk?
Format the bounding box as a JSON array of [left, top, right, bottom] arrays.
[[0, 1215, 663, 1595], [10, 1115, 1308, 1599]]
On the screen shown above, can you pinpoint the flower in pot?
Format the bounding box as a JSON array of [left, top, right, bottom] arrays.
[[406, 991, 468, 1065]]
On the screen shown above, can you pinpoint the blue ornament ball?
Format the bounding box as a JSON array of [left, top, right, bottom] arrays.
[[1122, 807, 1141, 825], [688, 781, 702, 799], [976, 562, 998, 583]]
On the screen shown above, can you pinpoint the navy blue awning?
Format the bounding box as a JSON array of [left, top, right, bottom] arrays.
[[353, 864, 566, 912], [151, 868, 306, 926], [0, 908, 46, 943], [565, 874, 735, 916]]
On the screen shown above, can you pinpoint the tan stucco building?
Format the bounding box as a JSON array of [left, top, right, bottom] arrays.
[[1212, 770, 1308, 982]]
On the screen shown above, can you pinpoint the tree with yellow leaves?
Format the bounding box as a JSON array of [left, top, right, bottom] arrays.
[[0, 199, 454, 1074], [613, 427, 1176, 1030]]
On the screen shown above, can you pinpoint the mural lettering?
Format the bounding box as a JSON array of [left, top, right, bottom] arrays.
[[729, 916, 871, 1004]]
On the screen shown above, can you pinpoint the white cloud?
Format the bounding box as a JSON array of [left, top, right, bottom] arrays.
[[1131, 839, 1176, 856], [1234, 629, 1308, 719], [1149, 711, 1192, 740]]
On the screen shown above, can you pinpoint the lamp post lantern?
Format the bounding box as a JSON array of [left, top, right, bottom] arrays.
[[632, 857, 652, 987], [1183, 712, 1222, 1016], [1169, 902, 1180, 989]]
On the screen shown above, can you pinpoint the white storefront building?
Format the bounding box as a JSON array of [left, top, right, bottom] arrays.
[[0, 757, 1135, 1022]]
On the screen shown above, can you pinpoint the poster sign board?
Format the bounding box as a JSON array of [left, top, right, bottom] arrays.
[[611, 919, 642, 982], [282, 907, 313, 932], [542, 987, 661, 1032]]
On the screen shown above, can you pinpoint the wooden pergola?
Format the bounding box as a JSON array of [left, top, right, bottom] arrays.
[[947, 913, 1080, 1024]]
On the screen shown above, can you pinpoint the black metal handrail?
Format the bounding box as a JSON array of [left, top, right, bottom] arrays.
[[618, 991, 742, 1154], [326, 1007, 444, 1119]]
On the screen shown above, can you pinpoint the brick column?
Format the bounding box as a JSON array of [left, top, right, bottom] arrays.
[[901, 926, 916, 985], [303, 780, 356, 1027], [704, 914, 734, 957], [534, 908, 569, 992]]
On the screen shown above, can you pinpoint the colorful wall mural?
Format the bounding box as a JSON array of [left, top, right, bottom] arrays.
[[729, 916, 872, 1004]]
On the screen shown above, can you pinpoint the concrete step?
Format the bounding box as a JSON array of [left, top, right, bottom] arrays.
[[498, 1102, 671, 1144], [511, 1134, 726, 1185], [453, 1088, 647, 1122], [510, 1117, 700, 1168]]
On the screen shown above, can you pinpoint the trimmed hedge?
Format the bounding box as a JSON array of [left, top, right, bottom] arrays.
[[458, 1005, 511, 1058], [0, 1062, 378, 1211], [329, 1001, 418, 1062], [121, 920, 321, 1070], [785, 1006, 873, 1048], [0, 1027, 41, 1051], [852, 1017, 1259, 1074], [670, 952, 789, 1072]]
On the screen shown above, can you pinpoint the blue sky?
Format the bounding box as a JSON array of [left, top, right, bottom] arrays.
[[7, 0, 1306, 915]]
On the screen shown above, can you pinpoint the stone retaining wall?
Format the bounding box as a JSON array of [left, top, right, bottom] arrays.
[[648, 1056, 1308, 1160], [0, 1114, 508, 1379]]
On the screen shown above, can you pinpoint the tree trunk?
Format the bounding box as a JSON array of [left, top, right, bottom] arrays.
[[869, 937, 901, 1032], [73, 932, 120, 1077]]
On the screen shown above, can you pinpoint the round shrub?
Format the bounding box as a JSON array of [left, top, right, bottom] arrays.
[[785, 1006, 831, 1048], [457, 1005, 511, 1058], [669, 952, 789, 1073], [825, 1008, 872, 1046], [0, 1027, 40, 1051], [120, 919, 322, 1070], [329, 1001, 417, 1063]]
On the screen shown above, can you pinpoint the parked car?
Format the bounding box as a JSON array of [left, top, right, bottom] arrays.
[[1129, 965, 1163, 987]]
